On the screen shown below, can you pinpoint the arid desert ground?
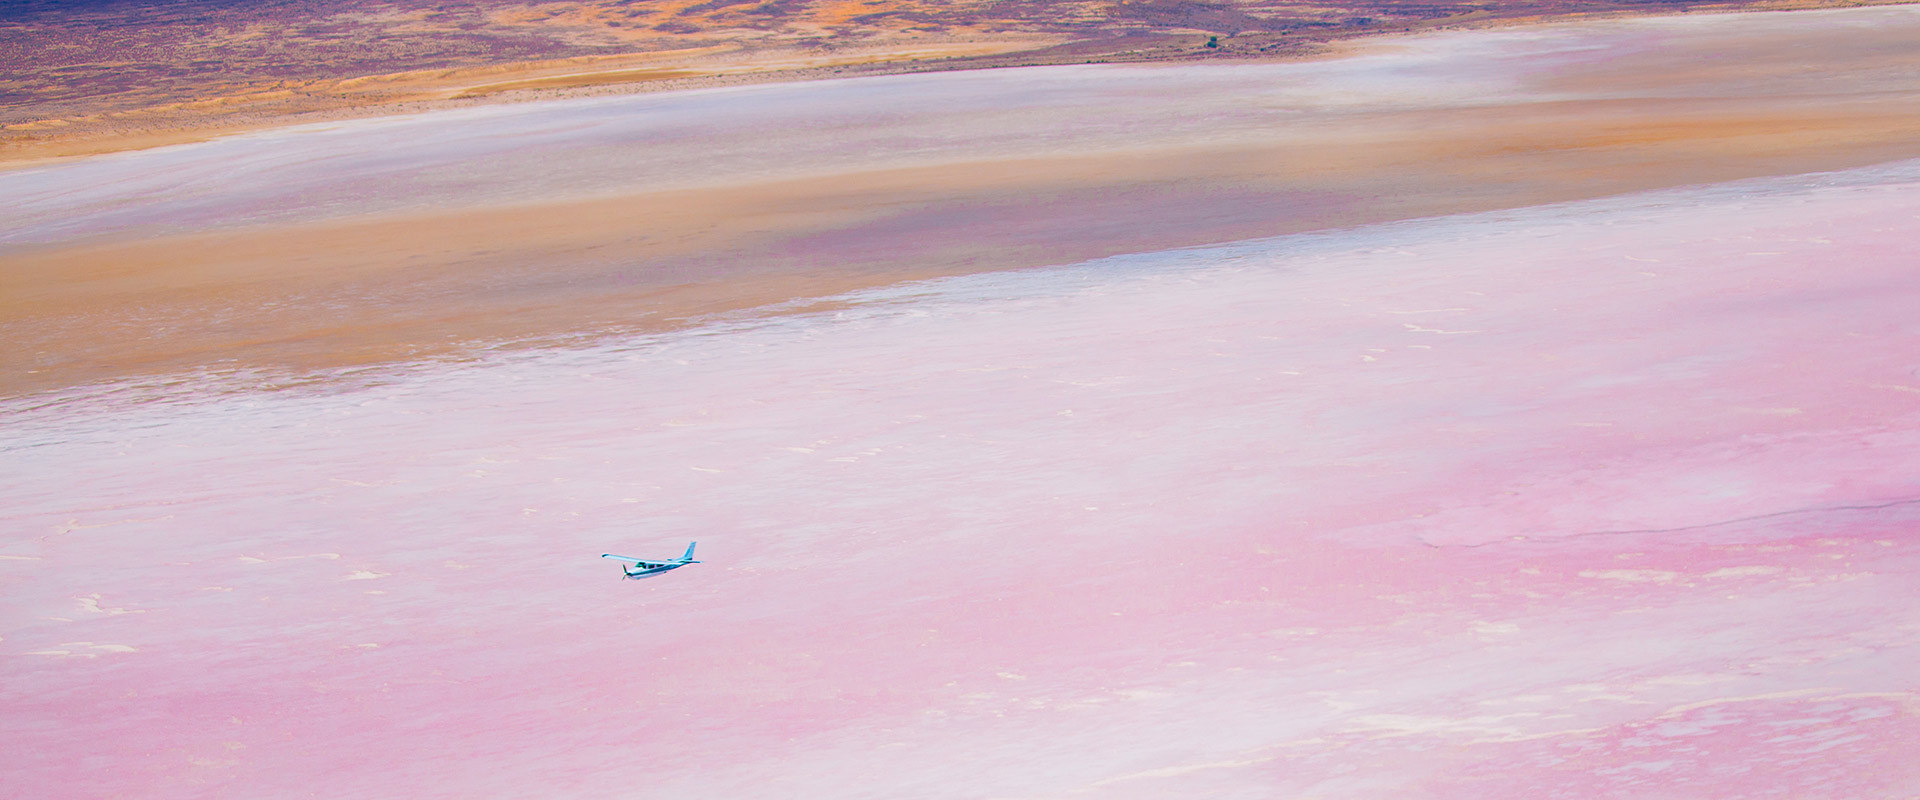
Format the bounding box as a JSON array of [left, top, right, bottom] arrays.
[[5, 3, 1920, 798]]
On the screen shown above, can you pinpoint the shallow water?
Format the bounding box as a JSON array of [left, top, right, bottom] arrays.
[[6, 161, 1919, 797]]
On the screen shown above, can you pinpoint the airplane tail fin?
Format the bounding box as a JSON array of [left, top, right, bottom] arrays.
[[682, 542, 698, 562]]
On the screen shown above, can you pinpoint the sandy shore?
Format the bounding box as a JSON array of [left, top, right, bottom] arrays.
[[5, 1, 1908, 169], [7, 6, 1920, 397]]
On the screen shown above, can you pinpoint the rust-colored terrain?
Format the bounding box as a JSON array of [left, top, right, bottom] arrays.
[[2, 0, 1899, 162]]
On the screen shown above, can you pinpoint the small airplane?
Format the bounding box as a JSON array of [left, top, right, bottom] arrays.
[[602, 543, 700, 580]]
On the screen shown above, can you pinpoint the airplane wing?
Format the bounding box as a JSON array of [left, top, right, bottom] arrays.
[[601, 554, 654, 565]]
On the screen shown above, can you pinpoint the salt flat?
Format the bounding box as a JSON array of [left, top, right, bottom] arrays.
[[4, 7, 1920, 799], [8, 154, 1920, 800]]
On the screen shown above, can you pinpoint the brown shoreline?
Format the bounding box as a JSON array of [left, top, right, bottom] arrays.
[[12, 105, 1920, 397], [5, 0, 1915, 169], [8, 3, 1920, 399]]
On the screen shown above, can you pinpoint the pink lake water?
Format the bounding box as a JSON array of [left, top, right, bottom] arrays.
[[5, 158, 1920, 797]]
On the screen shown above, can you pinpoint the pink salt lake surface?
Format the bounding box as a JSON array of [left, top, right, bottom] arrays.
[[6, 13, 1920, 800], [7, 163, 1920, 798]]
